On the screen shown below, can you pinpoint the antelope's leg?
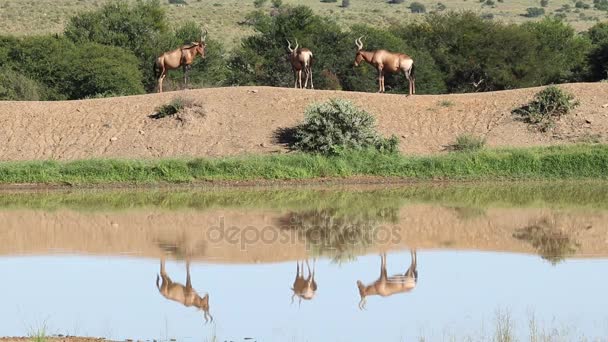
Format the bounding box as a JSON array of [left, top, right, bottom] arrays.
[[160, 256, 167, 277], [310, 67, 314, 89], [158, 69, 166, 93], [294, 71, 298, 89], [298, 70, 303, 89], [381, 253, 388, 279], [183, 65, 189, 88], [186, 260, 192, 289], [303, 69, 309, 89], [404, 69, 411, 96]]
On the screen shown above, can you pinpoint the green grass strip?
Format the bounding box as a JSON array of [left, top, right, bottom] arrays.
[[0, 144, 607, 184]]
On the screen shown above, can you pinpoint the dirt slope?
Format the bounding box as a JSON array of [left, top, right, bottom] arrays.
[[1, 83, 607, 161]]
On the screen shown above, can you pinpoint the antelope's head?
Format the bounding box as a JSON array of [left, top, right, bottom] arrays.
[[195, 293, 213, 323], [195, 28, 208, 59], [353, 36, 365, 67], [286, 38, 299, 56]]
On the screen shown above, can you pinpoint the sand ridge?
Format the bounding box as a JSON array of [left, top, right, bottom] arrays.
[[0, 83, 607, 161]]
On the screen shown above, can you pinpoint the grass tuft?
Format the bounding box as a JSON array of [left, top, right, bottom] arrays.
[[449, 133, 487, 152]]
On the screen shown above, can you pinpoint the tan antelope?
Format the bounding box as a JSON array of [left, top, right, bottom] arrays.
[[286, 39, 314, 89], [356, 250, 418, 310], [156, 256, 213, 323], [291, 259, 317, 306], [353, 36, 416, 96], [153, 29, 208, 93]]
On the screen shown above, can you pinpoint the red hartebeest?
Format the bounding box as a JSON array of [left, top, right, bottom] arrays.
[[156, 256, 213, 323], [353, 36, 416, 96], [153, 29, 208, 93], [287, 39, 314, 89], [291, 259, 317, 306], [356, 250, 418, 310]]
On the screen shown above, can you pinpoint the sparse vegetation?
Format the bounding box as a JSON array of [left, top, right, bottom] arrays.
[[449, 134, 487, 152], [514, 86, 579, 132], [525, 7, 545, 17], [153, 97, 186, 119], [438, 100, 455, 107], [290, 99, 399, 155], [253, 0, 268, 7], [410, 2, 427, 12], [541, 0, 549, 7]]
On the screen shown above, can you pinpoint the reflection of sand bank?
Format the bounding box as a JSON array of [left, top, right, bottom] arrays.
[[1, 205, 606, 262]]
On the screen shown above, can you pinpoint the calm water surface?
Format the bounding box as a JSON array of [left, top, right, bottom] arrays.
[[1, 183, 608, 341]]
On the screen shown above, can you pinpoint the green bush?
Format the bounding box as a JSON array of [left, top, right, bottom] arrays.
[[1, 36, 144, 100], [541, 0, 549, 7], [272, 0, 283, 7], [153, 97, 185, 118], [594, 0, 608, 10], [525, 7, 545, 17], [514, 86, 579, 131], [254, 0, 268, 7], [292, 99, 399, 155], [342, 0, 350, 7], [587, 23, 608, 81], [0, 69, 45, 101], [410, 2, 427, 12], [450, 134, 487, 152], [522, 18, 591, 84]]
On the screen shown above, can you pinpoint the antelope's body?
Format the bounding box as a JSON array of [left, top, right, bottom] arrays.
[[354, 37, 416, 95], [287, 39, 314, 89], [156, 257, 213, 323], [356, 250, 418, 310], [291, 259, 317, 306], [153, 29, 207, 93]]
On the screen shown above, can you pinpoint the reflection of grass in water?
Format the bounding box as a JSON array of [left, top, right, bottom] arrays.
[[513, 219, 580, 265], [418, 308, 593, 341], [278, 207, 398, 262], [1, 181, 608, 213], [27, 321, 48, 342]]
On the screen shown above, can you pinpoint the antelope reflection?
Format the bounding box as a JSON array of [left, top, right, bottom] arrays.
[[356, 250, 418, 310], [291, 259, 317, 306], [156, 256, 213, 323]]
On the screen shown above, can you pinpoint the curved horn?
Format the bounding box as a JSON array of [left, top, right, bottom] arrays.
[[294, 38, 299, 50], [286, 39, 293, 53], [355, 36, 364, 50], [201, 28, 208, 43]]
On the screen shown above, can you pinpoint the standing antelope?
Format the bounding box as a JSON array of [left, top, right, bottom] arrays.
[[153, 29, 208, 93], [356, 250, 418, 310], [291, 259, 317, 306], [286, 39, 314, 89], [353, 36, 416, 96], [156, 256, 213, 323]]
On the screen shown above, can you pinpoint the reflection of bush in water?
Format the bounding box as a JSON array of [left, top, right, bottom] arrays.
[[513, 220, 580, 265], [279, 207, 398, 262]]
